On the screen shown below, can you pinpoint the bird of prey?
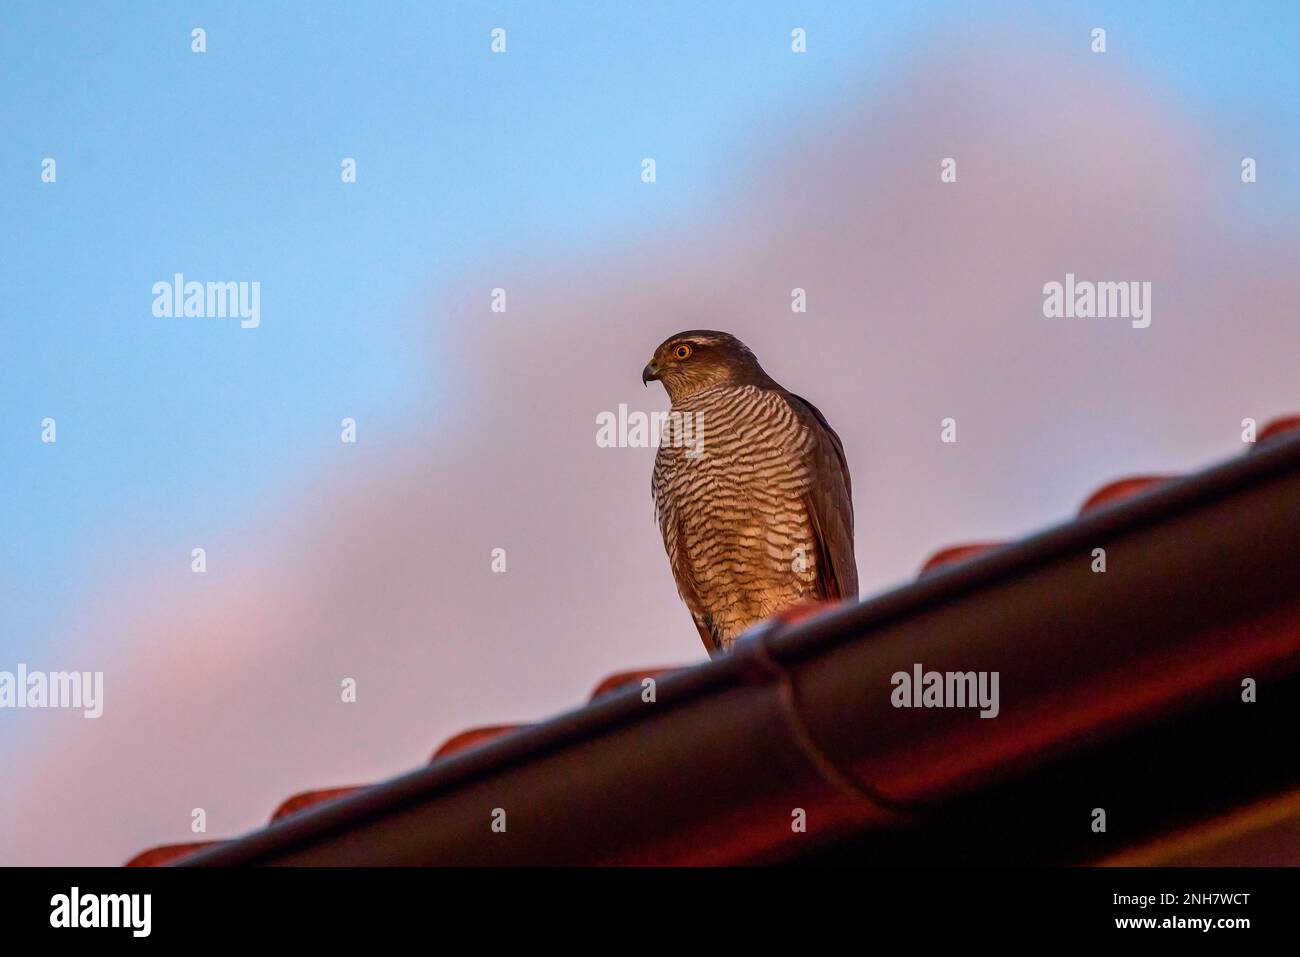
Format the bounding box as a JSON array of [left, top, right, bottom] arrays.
[[643, 330, 857, 655]]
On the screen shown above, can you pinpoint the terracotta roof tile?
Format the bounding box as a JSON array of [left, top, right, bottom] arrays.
[[589, 668, 682, 701], [919, 542, 1002, 575], [1078, 475, 1171, 514], [1257, 415, 1300, 448], [431, 724, 523, 760], [125, 842, 223, 867], [271, 786, 364, 823]]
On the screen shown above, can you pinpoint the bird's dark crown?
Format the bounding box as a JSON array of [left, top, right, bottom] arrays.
[[643, 330, 773, 402]]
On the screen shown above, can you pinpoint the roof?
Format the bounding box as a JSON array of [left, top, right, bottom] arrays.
[[128, 415, 1300, 866]]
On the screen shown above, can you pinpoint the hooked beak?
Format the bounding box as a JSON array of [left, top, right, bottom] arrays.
[[641, 360, 660, 386]]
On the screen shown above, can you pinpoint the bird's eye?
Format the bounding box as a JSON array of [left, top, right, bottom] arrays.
[[673, 344, 693, 360]]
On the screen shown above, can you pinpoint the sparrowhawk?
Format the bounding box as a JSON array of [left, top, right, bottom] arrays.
[[643, 330, 857, 655]]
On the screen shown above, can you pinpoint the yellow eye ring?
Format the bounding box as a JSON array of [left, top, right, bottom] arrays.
[[673, 344, 692, 360]]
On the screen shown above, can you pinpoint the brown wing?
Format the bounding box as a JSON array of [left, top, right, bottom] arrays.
[[786, 393, 858, 602]]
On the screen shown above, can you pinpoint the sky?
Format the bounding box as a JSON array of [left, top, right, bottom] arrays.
[[0, 1, 942, 646], [1, 2, 1299, 864]]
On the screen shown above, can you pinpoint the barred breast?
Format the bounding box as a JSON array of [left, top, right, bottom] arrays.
[[652, 384, 823, 652]]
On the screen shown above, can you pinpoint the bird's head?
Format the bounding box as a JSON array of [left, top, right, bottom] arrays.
[[642, 330, 767, 403]]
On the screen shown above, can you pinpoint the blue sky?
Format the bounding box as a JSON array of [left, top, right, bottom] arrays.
[[2, 0, 1298, 653]]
